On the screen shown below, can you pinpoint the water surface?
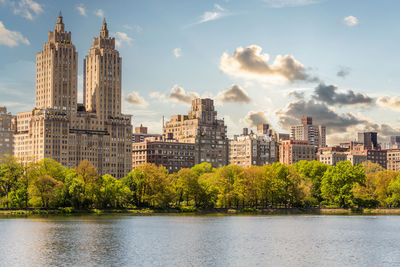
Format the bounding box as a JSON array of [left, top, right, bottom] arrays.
[[0, 215, 399, 266]]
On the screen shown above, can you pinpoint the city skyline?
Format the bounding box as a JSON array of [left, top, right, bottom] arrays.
[[1, 0, 400, 145]]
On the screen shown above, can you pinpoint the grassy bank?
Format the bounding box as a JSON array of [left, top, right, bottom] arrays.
[[2, 207, 400, 217]]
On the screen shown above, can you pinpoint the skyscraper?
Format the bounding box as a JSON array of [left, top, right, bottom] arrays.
[[13, 14, 132, 178], [357, 132, 378, 150]]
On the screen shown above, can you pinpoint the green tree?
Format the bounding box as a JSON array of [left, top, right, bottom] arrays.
[[321, 161, 366, 208], [30, 175, 63, 208], [0, 155, 24, 208]]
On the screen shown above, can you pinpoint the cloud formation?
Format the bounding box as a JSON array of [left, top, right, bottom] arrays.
[[220, 45, 317, 83], [245, 111, 269, 127], [169, 85, 199, 104], [0, 21, 30, 47], [264, 0, 319, 8], [276, 99, 366, 133], [114, 32, 132, 47], [337, 66, 350, 78], [173, 48, 181, 58], [312, 83, 374, 106], [344, 16, 359, 26], [192, 4, 230, 25], [216, 84, 251, 103], [94, 9, 104, 18], [10, 0, 43, 20], [377, 96, 400, 112], [125, 91, 148, 107], [76, 4, 86, 16]]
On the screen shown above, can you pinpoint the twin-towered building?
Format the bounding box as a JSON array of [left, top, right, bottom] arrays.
[[13, 13, 132, 178]]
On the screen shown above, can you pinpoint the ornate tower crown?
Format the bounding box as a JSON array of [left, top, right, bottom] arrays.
[[55, 11, 64, 32], [100, 18, 109, 38]]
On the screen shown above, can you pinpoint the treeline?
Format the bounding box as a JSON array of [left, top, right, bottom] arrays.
[[1, 155, 400, 210]]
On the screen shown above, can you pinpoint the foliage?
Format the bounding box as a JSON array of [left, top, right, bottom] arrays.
[[2, 156, 400, 210]]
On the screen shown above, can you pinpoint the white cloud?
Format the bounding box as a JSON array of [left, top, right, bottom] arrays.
[[220, 45, 317, 83], [264, 0, 318, 8], [125, 91, 148, 107], [191, 4, 230, 26], [173, 48, 182, 58], [12, 0, 43, 20], [214, 4, 225, 11], [94, 9, 104, 18], [216, 84, 251, 103], [114, 32, 132, 47], [169, 85, 199, 104], [377, 96, 400, 112], [0, 21, 30, 47], [76, 4, 86, 16], [344, 16, 359, 26]]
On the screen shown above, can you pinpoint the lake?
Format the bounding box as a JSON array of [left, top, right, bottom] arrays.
[[0, 215, 399, 266]]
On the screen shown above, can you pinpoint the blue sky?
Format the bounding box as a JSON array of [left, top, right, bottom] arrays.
[[1, 0, 400, 144]]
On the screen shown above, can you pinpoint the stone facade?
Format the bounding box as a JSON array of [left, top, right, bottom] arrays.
[[13, 14, 132, 178], [229, 129, 277, 168], [132, 136, 196, 172], [163, 98, 229, 167], [387, 149, 400, 171]]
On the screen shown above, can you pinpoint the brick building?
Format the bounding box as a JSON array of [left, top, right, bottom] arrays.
[[279, 140, 316, 165], [132, 136, 196, 172]]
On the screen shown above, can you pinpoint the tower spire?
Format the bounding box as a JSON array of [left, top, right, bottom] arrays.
[[56, 11, 64, 32], [100, 18, 109, 38]]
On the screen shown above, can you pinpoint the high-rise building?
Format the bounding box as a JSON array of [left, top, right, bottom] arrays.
[[279, 140, 316, 165], [0, 107, 14, 158], [13, 14, 132, 178], [163, 98, 229, 167], [390, 136, 400, 148], [357, 132, 378, 150], [229, 127, 277, 168], [290, 116, 326, 147]]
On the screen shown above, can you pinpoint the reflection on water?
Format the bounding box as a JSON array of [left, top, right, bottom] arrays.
[[0, 215, 400, 266]]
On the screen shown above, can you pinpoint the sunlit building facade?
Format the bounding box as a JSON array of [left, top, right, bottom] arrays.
[[13, 14, 132, 178]]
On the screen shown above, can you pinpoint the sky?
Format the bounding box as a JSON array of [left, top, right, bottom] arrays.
[[1, 0, 400, 145]]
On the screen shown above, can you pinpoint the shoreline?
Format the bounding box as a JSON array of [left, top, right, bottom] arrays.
[[1, 207, 400, 217]]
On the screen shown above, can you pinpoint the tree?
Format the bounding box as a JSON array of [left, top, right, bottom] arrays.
[[30, 175, 63, 208], [0, 155, 24, 208], [321, 161, 366, 208], [294, 160, 328, 202], [386, 176, 400, 207], [76, 160, 99, 207]]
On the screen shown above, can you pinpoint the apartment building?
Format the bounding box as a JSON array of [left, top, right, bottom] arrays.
[[290, 116, 326, 147], [163, 98, 229, 168], [229, 127, 277, 168], [279, 140, 316, 165], [0, 107, 13, 158], [13, 14, 132, 178], [132, 136, 196, 172]]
